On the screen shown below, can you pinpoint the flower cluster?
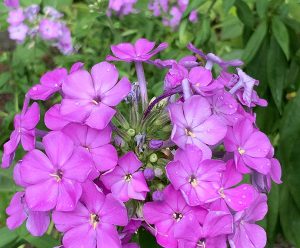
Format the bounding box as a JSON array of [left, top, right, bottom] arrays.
[[149, 0, 198, 28], [5, 0, 73, 54], [107, 0, 137, 16], [1, 38, 282, 248]]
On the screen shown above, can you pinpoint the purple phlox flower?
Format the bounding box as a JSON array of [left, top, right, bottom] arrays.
[[8, 23, 28, 43], [101, 152, 149, 202], [168, 7, 183, 28], [1, 103, 40, 168], [188, 66, 223, 95], [152, 55, 198, 70], [215, 71, 239, 88], [6, 192, 50, 236], [120, 219, 142, 244], [122, 243, 139, 248], [166, 145, 225, 206], [213, 159, 257, 211], [62, 123, 118, 173], [45, 104, 70, 130], [44, 6, 63, 19], [229, 194, 268, 248], [53, 181, 128, 248], [187, 43, 244, 70], [56, 24, 73, 55], [60, 61, 131, 130], [4, 0, 19, 8], [168, 95, 227, 159], [164, 62, 188, 90], [39, 19, 61, 40], [189, 10, 198, 23], [143, 167, 155, 181], [178, 0, 189, 12], [19, 131, 93, 211], [209, 90, 243, 126], [7, 8, 25, 25], [13, 160, 29, 187], [236, 89, 268, 108], [70, 61, 84, 73], [24, 4, 40, 22], [148, 0, 168, 16], [175, 210, 233, 248], [143, 185, 207, 248], [106, 38, 168, 62], [108, 0, 137, 16], [29, 68, 68, 100], [224, 119, 272, 175]]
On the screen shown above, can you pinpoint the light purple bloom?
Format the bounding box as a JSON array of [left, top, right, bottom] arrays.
[[224, 119, 272, 174], [7, 8, 24, 25], [169, 95, 227, 159], [175, 210, 233, 248], [189, 10, 198, 23], [4, 0, 19, 8], [8, 23, 28, 43], [106, 38, 168, 62], [62, 123, 118, 172], [108, 0, 137, 16], [60, 62, 131, 130], [56, 24, 73, 55], [164, 63, 188, 90], [6, 192, 50, 236], [229, 194, 268, 248], [168, 7, 183, 28], [29, 68, 68, 100], [39, 19, 61, 40], [1, 103, 39, 168], [143, 185, 206, 248], [45, 104, 70, 130], [53, 182, 128, 248], [166, 145, 225, 206], [44, 6, 63, 19], [101, 152, 149, 202], [20, 131, 93, 211], [24, 4, 40, 22]]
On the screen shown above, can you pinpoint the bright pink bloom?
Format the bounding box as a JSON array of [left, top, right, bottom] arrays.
[[45, 104, 70, 130], [6, 192, 50, 236], [166, 145, 225, 206], [61, 62, 131, 130], [101, 152, 149, 202], [53, 182, 128, 248], [224, 119, 272, 174], [164, 63, 188, 90], [1, 103, 40, 168], [169, 95, 227, 159], [20, 131, 93, 211], [106, 38, 168, 62]]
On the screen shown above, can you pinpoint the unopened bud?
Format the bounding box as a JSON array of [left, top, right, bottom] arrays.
[[149, 153, 158, 163], [127, 128, 136, 137]]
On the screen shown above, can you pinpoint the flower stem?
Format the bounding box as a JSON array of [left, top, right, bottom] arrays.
[[135, 62, 148, 110]]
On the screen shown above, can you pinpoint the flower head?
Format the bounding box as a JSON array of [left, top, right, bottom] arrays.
[[39, 19, 61, 40], [7, 8, 25, 25]]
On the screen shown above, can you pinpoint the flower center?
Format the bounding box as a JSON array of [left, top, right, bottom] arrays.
[[49, 169, 63, 182], [197, 239, 206, 247], [91, 96, 101, 105], [218, 187, 225, 198], [238, 147, 245, 155], [172, 212, 183, 222], [124, 174, 132, 182], [189, 175, 198, 187], [90, 213, 100, 229], [185, 128, 196, 138]]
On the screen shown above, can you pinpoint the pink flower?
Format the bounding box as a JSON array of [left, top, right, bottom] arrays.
[[164, 63, 188, 90], [8, 23, 28, 42], [143, 185, 206, 248], [101, 152, 149, 202], [224, 119, 272, 174], [60, 62, 131, 130], [1, 103, 40, 168], [6, 192, 50, 236], [39, 19, 61, 40], [106, 38, 168, 62], [169, 95, 227, 159], [7, 8, 24, 25], [45, 104, 70, 130], [20, 131, 93, 211], [53, 182, 128, 248], [166, 145, 225, 206]]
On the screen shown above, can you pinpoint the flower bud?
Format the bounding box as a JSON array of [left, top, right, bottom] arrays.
[[127, 128, 136, 137], [143, 168, 155, 181], [149, 140, 163, 149], [152, 190, 164, 201], [149, 153, 158, 163], [154, 168, 163, 178]]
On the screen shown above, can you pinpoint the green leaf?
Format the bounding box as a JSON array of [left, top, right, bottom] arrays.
[[223, 0, 235, 13], [182, 0, 206, 18], [267, 36, 287, 112], [256, 0, 269, 18], [20, 0, 41, 6], [272, 16, 290, 60], [242, 21, 267, 64], [235, 0, 255, 28], [42, 0, 73, 9], [138, 228, 161, 248], [195, 16, 211, 45], [24, 234, 60, 248], [267, 183, 280, 244], [0, 227, 19, 248]]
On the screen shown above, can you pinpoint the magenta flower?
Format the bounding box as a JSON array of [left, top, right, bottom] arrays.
[[20, 131, 93, 211], [52, 182, 128, 248], [7, 8, 25, 25], [62, 123, 118, 172], [8, 23, 28, 42], [2, 103, 39, 168], [45, 104, 70, 130], [29, 68, 67, 100], [60, 62, 131, 130], [229, 194, 268, 248], [169, 95, 227, 159], [189, 10, 198, 23], [39, 19, 61, 40], [166, 145, 225, 206], [164, 63, 188, 90], [4, 0, 19, 8], [224, 119, 272, 174], [214, 159, 257, 211], [108, 0, 137, 16], [101, 152, 149, 202], [175, 211, 233, 248], [106, 38, 168, 62], [143, 185, 206, 248], [6, 192, 50, 236]]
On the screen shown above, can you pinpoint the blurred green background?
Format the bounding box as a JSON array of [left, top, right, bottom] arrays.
[[0, 0, 300, 247]]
